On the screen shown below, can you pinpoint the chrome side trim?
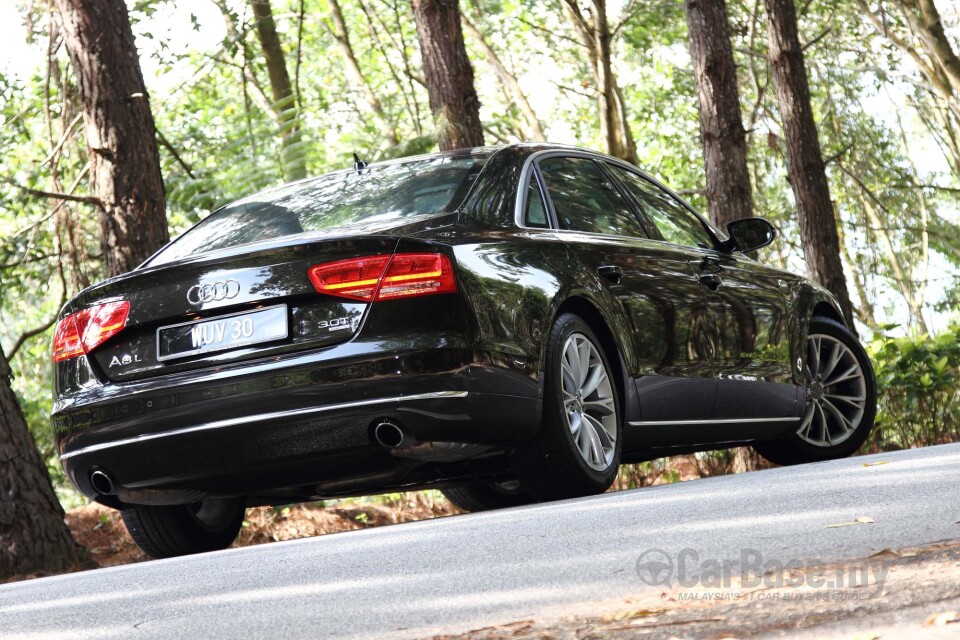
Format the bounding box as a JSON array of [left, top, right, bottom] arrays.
[[628, 417, 801, 427], [59, 391, 469, 461]]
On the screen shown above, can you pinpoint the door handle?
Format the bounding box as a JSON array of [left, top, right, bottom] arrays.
[[700, 256, 723, 273], [699, 273, 722, 291], [597, 264, 624, 284]]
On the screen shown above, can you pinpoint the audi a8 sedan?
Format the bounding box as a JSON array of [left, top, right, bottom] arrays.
[[52, 143, 876, 558]]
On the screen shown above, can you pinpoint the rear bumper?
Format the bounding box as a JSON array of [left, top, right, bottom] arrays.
[[54, 343, 541, 505]]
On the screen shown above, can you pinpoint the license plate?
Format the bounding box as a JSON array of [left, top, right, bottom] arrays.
[[156, 305, 288, 361]]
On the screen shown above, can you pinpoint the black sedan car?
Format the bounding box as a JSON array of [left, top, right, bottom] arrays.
[[52, 143, 875, 558]]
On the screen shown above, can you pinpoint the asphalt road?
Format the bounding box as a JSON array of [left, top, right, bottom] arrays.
[[2, 444, 959, 640]]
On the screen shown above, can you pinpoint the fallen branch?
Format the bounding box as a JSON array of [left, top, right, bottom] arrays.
[[8, 310, 60, 360], [156, 129, 196, 179], [888, 182, 960, 193], [802, 27, 833, 52], [823, 142, 853, 165], [6, 181, 101, 207]]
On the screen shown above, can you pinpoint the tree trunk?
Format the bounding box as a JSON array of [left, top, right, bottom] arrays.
[[249, 0, 307, 182], [902, 0, 960, 96], [326, 0, 400, 147], [763, 0, 856, 327], [562, 0, 638, 164], [461, 15, 546, 142], [0, 347, 83, 580], [855, 0, 960, 177], [411, 0, 485, 150], [54, 0, 170, 278], [684, 0, 754, 230], [839, 163, 929, 333]]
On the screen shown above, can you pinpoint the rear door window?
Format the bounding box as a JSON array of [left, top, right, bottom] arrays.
[[524, 175, 550, 228], [538, 157, 647, 238], [606, 164, 715, 249]]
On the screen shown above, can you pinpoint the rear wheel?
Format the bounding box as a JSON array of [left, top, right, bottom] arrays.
[[121, 497, 246, 559], [441, 480, 536, 512], [754, 317, 876, 465], [510, 313, 622, 501]]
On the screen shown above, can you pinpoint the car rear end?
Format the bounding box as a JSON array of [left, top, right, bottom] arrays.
[[52, 152, 538, 507]]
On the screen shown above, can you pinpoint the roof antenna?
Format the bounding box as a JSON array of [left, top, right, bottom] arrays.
[[352, 152, 368, 175]]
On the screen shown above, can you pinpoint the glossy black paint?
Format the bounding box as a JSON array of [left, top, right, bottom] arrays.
[[53, 143, 846, 508]]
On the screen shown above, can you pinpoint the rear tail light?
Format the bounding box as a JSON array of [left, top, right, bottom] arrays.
[[52, 301, 130, 363], [308, 253, 457, 302], [377, 253, 457, 300], [307, 255, 392, 301]]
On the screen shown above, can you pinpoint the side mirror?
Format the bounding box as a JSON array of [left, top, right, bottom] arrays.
[[722, 217, 777, 253]]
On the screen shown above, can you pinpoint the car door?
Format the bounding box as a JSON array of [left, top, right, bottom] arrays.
[[533, 154, 717, 422], [603, 163, 801, 421], [693, 253, 801, 419]]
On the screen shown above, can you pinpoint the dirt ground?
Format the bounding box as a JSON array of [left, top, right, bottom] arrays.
[[432, 540, 960, 640], [66, 492, 459, 568], [63, 455, 706, 570]]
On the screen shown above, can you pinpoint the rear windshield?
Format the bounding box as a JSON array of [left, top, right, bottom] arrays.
[[149, 156, 484, 265]]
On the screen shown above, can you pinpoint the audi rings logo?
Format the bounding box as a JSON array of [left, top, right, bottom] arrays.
[[187, 279, 241, 305]]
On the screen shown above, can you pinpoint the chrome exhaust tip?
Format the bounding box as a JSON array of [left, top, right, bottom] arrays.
[[89, 469, 115, 495], [372, 420, 415, 448]]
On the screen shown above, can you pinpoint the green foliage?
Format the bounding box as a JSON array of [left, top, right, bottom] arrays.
[[868, 325, 960, 450]]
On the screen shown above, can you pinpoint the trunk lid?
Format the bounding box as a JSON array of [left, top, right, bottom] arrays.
[[72, 236, 398, 382]]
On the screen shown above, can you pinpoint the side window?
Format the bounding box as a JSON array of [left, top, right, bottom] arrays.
[[524, 175, 549, 228], [538, 157, 647, 237], [607, 164, 714, 249]]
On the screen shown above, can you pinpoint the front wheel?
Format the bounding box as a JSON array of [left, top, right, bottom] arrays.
[[510, 313, 622, 501], [754, 317, 876, 465], [121, 497, 246, 559]]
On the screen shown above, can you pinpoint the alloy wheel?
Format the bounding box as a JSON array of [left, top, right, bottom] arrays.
[[797, 333, 867, 447], [560, 333, 618, 471]]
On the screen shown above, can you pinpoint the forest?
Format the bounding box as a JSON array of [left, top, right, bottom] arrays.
[[1, 0, 959, 577]]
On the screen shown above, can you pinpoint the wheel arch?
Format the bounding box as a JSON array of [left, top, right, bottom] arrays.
[[549, 294, 639, 425], [787, 282, 853, 385], [811, 301, 844, 325]]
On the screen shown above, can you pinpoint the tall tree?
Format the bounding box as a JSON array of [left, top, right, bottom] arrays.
[[684, 0, 754, 230], [249, 0, 307, 181], [324, 0, 400, 147], [899, 0, 960, 95], [854, 0, 960, 176], [763, 0, 856, 325], [411, 0, 485, 150], [54, 0, 170, 278], [461, 14, 546, 142], [563, 0, 638, 164], [0, 347, 83, 580]]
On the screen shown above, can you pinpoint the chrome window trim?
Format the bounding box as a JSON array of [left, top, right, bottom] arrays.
[[514, 148, 727, 245], [521, 165, 552, 229], [58, 391, 469, 461]]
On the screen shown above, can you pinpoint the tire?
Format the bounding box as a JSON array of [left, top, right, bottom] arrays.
[[753, 317, 877, 466], [510, 313, 622, 501], [121, 497, 246, 559], [441, 480, 537, 512]]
